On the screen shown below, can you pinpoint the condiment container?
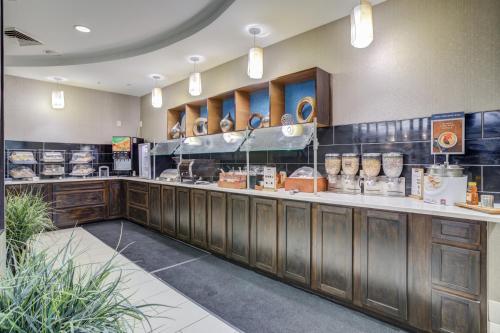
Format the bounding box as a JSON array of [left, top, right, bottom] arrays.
[[362, 153, 381, 178], [342, 153, 359, 176], [466, 182, 479, 205], [382, 152, 403, 178], [481, 194, 495, 208], [325, 153, 341, 176]]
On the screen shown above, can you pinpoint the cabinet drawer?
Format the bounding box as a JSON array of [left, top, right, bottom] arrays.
[[431, 290, 480, 333], [128, 205, 148, 225], [432, 244, 480, 296], [128, 181, 149, 192], [432, 218, 480, 247], [53, 205, 106, 227], [54, 190, 105, 209], [53, 181, 105, 192], [128, 189, 149, 208]]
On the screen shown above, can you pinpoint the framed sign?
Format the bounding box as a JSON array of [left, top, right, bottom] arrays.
[[112, 136, 131, 152], [431, 112, 465, 155]]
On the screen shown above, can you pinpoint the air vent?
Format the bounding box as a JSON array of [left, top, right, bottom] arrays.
[[4, 27, 42, 46]]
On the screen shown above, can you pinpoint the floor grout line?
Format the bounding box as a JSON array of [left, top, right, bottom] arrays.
[[174, 314, 211, 333], [149, 254, 210, 274]]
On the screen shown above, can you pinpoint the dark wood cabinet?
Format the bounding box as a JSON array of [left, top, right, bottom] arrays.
[[432, 218, 480, 248], [126, 181, 148, 226], [312, 204, 353, 301], [176, 187, 190, 242], [360, 209, 408, 320], [149, 184, 161, 231], [207, 191, 226, 255], [108, 180, 124, 218], [227, 194, 250, 264], [190, 189, 207, 249], [250, 197, 278, 275], [161, 185, 176, 236], [432, 290, 480, 333], [278, 200, 311, 285]]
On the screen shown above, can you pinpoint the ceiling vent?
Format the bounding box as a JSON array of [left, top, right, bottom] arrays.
[[4, 27, 42, 46]]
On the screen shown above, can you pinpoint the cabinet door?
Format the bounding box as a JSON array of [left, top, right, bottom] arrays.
[[207, 191, 226, 255], [161, 185, 176, 236], [190, 189, 207, 248], [250, 197, 278, 275], [313, 205, 353, 301], [108, 180, 124, 218], [432, 290, 480, 333], [149, 184, 161, 231], [176, 188, 190, 242], [227, 194, 250, 264], [360, 209, 408, 320], [278, 200, 311, 285]]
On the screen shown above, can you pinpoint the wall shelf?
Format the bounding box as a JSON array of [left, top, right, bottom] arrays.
[[166, 67, 331, 138]]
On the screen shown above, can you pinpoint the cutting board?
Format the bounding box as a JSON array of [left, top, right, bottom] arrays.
[[455, 202, 500, 215]]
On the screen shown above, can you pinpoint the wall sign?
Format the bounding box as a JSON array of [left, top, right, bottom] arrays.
[[430, 112, 465, 155]]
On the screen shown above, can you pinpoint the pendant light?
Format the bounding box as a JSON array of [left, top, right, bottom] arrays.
[[188, 56, 202, 97], [350, 0, 374, 48], [150, 74, 163, 108], [247, 27, 263, 79], [51, 77, 65, 109]]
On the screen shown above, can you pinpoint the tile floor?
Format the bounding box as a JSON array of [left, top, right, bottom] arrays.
[[32, 228, 239, 333]]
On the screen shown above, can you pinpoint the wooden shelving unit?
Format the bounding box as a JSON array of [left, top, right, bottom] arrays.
[[166, 67, 331, 138]]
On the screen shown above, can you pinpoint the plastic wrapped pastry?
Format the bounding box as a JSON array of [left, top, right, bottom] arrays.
[[70, 151, 94, 164], [10, 166, 36, 179], [41, 164, 64, 176], [9, 151, 37, 164], [42, 151, 64, 163], [70, 164, 94, 176]]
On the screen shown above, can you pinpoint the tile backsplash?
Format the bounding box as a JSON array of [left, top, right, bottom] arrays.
[[5, 110, 500, 201]]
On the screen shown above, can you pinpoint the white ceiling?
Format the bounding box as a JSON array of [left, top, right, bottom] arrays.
[[4, 0, 385, 97]]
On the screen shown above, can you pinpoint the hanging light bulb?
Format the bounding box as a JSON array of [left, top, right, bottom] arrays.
[[150, 74, 163, 108], [188, 56, 202, 96], [351, 0, 374, 48], [247, 27, 263, 79], [51, 77, 65, 109]]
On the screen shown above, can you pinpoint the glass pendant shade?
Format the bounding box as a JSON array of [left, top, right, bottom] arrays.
[[351, 0, 374, 48], [189, 72, 202, 96], [152, 87, 162, 108], [51, 90, 64, 109], [247, 47, 264, 79]]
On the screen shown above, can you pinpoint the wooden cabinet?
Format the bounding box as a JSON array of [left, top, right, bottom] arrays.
[[278, 200, 311, 285], [176, 187, 190, 242], [227, 194, 250, 264], [161, 185, 176, 236], [207, 191, 226, 255], [250, 197, 278, 275], [127, 181, 148, 226], [432, 217, 480, 247], [190, 189, 207, 249], [359, 209, 408, 320], [149, 184, 161, 231], [108, 180, 124, 218], [431, 290, 480, 333], [312, 204, 353, 301]]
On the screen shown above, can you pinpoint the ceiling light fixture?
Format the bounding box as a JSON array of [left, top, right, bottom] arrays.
[[50, 77, 65, 109], [150, 74, 163, 109], [188, 56, 202, 97], [247, 27, 264, 79], [350, 0, 373, 48], [74, 25, 91, 33]]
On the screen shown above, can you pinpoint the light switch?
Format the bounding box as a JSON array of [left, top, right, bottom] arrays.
[[116, 120, 122, 127]]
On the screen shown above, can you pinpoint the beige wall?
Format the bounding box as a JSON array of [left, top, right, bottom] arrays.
[[5, 75, 141, 144], [140, 0, 500, 142]]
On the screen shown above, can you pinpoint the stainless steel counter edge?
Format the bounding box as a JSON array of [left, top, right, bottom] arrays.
[[6, 176, 500, 223]]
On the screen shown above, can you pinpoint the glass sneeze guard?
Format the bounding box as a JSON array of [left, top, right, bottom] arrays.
[[239, 123, 315, 152], [174, 132, 246, 155], [151, 139, 181, 156]]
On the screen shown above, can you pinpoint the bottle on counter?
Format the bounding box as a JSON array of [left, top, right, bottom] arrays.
[[466, 182, 479, 205]]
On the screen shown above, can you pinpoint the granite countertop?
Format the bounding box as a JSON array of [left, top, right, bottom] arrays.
[[6, 176, 500, 223]]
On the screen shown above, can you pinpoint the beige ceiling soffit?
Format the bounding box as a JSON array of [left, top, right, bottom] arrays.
[[6, 0, 235, 67]]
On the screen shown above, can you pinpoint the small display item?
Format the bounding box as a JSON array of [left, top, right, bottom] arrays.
[[41, 164, 64, 176], [295, 96, 316, 123], [42, 151, 64, 163], [325, 154, 341, 175], [263, 166, 277, 190], [9, 151, 37, 164], [285, 166, 327, 192], [342, 153, 359, 176], [410, 168, 424, 199], [10, 166, 36, 179], [70, 164, 94, 176], [171, 122, 183, 139], [193, 117, 208, 136], [481, 194, 495, 208], [382, 152, 403, 179], [466, 182, 479, 206], [70, 151, 94, 164], [219, 113, 234, 133], [362, 153, 381, 178], [248, 113, 264, 129]]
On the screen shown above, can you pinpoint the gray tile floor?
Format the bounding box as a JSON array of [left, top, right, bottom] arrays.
[[84, 220, 408, 333]]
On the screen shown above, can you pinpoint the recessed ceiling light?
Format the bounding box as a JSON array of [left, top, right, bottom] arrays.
[[245, 24, 270, 38], [187, 55, 204, 63], [148, 74, 165, 80], [74, 25, 91, 33], [47, 76, 67, 82]]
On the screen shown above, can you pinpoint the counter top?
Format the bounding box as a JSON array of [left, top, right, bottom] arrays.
[[6, 176, 500, 223]]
